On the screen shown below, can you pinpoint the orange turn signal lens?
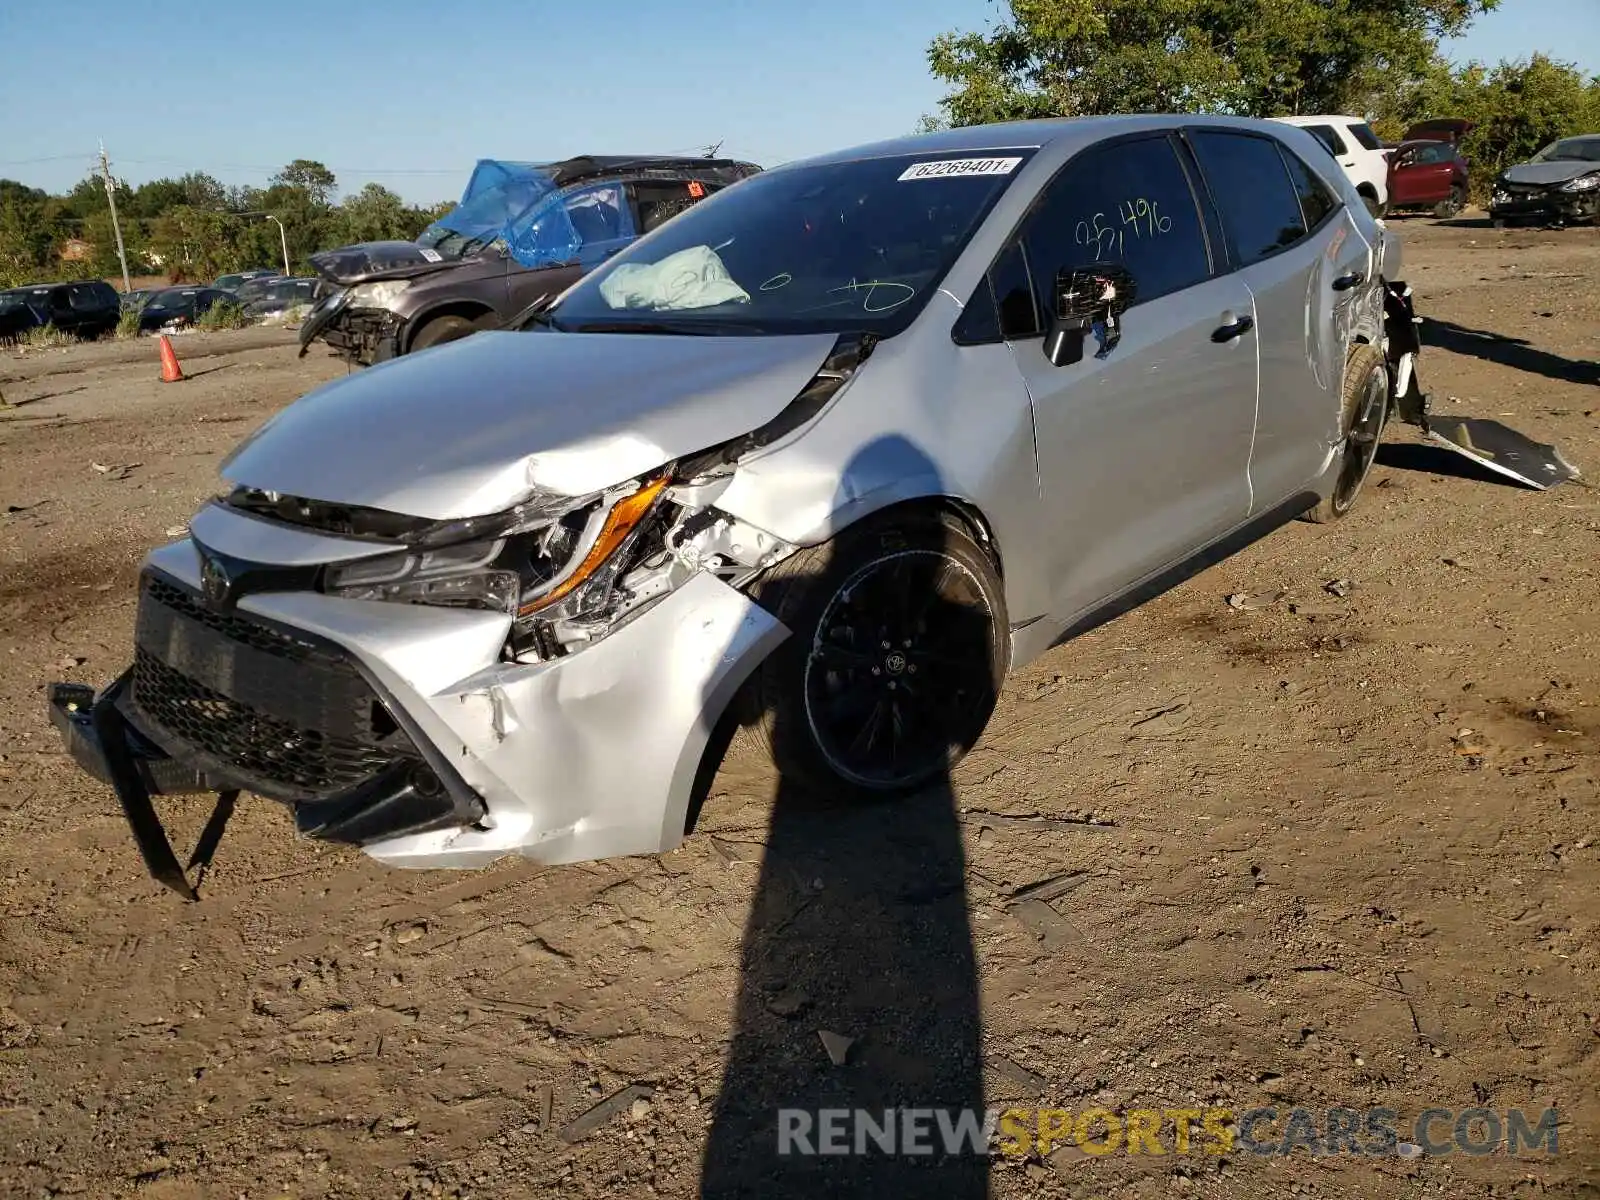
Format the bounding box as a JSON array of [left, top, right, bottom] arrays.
[[516, 472, 671, 617]]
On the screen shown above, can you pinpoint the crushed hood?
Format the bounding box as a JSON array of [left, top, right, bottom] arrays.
[[1502, 160, 1600, 186], [308, 240, 468, 286], [221, 329, 841, 519]]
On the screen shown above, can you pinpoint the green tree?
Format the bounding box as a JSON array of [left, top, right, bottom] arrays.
[[336, 182, 417, 244], [927, 0, 1500, 125], [1373, 52, 1600, 200], [0, 182, 67, 286], [147, 205, 239, 282], [271, 159, 337, 208]]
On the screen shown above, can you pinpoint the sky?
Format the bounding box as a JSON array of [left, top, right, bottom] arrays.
[[0, 0, 1595, 205]]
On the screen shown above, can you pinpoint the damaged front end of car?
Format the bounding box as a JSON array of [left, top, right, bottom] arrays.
[[47, 334, 877, 899]]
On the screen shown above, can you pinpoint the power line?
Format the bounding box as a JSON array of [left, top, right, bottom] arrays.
[[0, 153, 98, 166]]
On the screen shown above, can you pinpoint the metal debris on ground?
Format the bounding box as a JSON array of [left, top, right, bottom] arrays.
[[1324, 578, 1354, 597], [1226, 590, 1285, 611], [1010, 898, 1086, 951], [818, 1030, 854, 1066], [1423, 416, 1581, 490], [558, 1084, 654, 1144]]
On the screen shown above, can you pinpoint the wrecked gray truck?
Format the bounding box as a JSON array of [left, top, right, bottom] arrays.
[[47, 116, 1578, 898]]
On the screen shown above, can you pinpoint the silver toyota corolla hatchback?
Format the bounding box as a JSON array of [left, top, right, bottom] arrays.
[[51, 116, 1427, 896]]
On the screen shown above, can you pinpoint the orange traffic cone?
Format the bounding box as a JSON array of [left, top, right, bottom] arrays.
[[158, 334, 185, 383]]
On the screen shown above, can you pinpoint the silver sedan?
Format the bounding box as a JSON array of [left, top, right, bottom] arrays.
[[50, 115, 1418, 893]]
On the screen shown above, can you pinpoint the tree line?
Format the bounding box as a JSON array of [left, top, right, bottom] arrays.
[[925, 0, 1600, 201], [0, 158, 454, 289]]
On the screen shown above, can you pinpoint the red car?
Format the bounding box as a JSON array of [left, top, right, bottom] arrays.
[[1387, 139, 1471, 217]]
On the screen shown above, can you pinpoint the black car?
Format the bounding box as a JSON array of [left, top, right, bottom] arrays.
[[241, 276, 319, 319], [300, 154, 762, 365], [120, 288, 157, 313], [1490, 134, 1600, 226], [0, 279, 121, 342], [136, 286, 234, 332], [212, 269, 281, 294]]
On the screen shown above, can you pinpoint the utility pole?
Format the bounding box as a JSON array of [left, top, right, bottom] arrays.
[[98, 142, 132, 292]]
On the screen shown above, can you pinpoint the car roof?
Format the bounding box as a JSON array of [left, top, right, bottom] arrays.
[[779, 114, 1309, 170], [1275, 115, 1365, 125], [547, 155, 762, 187]]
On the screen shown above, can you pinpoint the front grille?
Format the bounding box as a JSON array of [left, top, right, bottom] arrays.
[[127, 575, 417, 802]]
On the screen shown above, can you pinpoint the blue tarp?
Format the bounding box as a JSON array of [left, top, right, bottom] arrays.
[[420, 158, 636, 270]]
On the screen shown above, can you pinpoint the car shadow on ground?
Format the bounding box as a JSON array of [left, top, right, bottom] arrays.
[[697, 439, 991, 1199], [1419, 316, 1600, 387]]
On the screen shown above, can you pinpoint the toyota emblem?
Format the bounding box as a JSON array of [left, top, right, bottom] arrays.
[[200, 555, 232, 609]]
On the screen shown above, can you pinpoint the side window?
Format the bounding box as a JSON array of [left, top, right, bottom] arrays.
[[1416, 144, 1449, 165], [511, 182, 635, 267], [1188, 132, 1308, 267], [1278, 145, 1340, 230], [992, 239, 1038, 338], [1348, 123, 1383, 152], [1017, 135, 1211, 315], [952, 238, 1037, 344], [1307, 124, 1348, 156], [564, 183, 632, 247], [630, 180, 704, 235]]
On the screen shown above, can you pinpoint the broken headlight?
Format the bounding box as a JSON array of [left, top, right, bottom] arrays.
[[1560, 173, 1600, 193], [347, 279, 412, 310], [321, 469, 674, 638], [325, 538, 520, 612]]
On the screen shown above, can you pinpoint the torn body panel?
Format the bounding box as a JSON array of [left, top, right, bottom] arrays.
[[56, 533, 789, 884], [1379, 278, 1580, 490]]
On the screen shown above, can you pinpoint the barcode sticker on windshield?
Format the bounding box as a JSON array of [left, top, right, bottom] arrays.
[[418, 248, 443, 262], [898, 156, 1023, 181]]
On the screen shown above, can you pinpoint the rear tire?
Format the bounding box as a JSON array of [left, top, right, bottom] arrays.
[[746, 510, 1008, 801], [1360, 191, 1386, 219], [407, 313, 480, 353], [1434, 186, 1466, 219], [1303, 343, 1390, 524]]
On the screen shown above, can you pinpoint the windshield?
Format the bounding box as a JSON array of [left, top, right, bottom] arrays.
[[146, 290, 196, 310], [1534, 137, 1600, 163], [419, 172, 561, 260], [544, 150, 1034, 337]]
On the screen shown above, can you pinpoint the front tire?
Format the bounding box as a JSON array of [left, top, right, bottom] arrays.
[[747, 510, 1008, 800], [407, 313, 481, 354], [1303, 343, 1390, 524]]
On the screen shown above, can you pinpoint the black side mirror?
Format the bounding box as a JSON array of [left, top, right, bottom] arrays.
[[1043, 263, 1137, 367]]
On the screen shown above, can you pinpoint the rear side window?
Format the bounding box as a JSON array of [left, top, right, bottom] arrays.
[[1348, 123, 1383, 151], [631, 180, 707, 235], [1306, 124, 1348, 156], [1188, 131, 1308, 266], [1278, 146, 1340, 230], [1018, 134, 1211, 314]]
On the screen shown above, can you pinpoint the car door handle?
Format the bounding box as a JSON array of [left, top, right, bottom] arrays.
[[1332, 271, 1366, 291], [1211, 315, 1254, 343]]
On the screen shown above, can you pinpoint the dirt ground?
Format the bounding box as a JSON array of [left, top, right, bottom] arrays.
[[1, 217, 1597, 1200]]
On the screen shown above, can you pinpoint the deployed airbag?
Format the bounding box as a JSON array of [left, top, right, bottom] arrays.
[[600, 246, 751, 311]]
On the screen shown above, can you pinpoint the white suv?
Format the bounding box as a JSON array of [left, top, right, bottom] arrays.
[[1273, 115, 1391, 216]]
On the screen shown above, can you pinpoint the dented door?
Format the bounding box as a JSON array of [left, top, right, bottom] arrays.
[[1186, 130, 1373, 512]]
